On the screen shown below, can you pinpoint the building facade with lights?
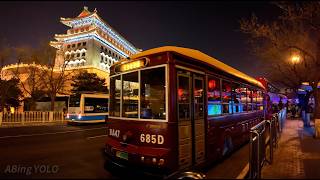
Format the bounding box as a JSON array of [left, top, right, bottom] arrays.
[[50, 6, 140, 74], [1, 6, 140, 112]]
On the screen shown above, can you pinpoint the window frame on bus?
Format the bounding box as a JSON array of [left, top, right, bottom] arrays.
[[232, 82, 243, 114], [221, 79, 233, 115], [207, 75, 222, 117], [108, 64, 168, 122], [177, 69, 192, 122], [206, 73, 264, 117]]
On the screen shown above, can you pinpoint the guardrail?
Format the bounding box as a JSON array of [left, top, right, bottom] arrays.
[[0, 111, 65, 126], [248, 108, 286, 179]]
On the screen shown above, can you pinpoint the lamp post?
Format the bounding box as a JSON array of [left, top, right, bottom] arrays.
[[291, 54, 311, 126]]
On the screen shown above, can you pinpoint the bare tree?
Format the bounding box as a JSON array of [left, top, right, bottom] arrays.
[[37, 43, 73, 111], [239, 1, 320, 119], [9, 41, 73, 111], [6, 46, 47, 111]]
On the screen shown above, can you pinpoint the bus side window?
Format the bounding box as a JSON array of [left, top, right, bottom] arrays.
[[241, 87, 248, 111], [247, 88, 253, 111], [178, 72, 190, 121], [232, 83, 242, 113], [257, 91, 264, 110], [207, 76, 221, 116], [252, 89, 258, 111], [221, 80, 232, 114]]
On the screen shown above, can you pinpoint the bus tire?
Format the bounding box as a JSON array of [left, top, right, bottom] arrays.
[[222, 135, 233, 157]]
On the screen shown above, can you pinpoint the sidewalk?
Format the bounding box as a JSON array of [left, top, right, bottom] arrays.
[[262, 119, 320, 178]]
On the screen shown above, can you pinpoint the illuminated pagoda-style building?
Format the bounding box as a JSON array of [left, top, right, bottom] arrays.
[[50, 6, 140, 75], [0, 7, 141, 112]]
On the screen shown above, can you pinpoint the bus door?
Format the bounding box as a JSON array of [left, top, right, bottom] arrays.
[[177, 69, 206, 169], [193, 74, 205, 165]]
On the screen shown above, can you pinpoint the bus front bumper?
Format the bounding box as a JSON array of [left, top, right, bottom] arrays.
[[103, 147, 170, 179]]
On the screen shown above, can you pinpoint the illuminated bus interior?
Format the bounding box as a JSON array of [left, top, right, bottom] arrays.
[[206, 76, 263, 116]]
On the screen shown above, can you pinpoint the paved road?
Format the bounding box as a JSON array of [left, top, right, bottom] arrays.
[[0, 123, 249, 179], [205, 143, 249, 179], [0, 123, 115, 179]]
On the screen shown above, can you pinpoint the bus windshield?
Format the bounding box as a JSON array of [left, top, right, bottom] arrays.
[[109, 66, 166, 120], [69, 95, 80, 107]]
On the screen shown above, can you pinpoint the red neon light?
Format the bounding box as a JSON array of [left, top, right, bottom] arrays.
[[208, 80, 216, 89], [224, 83, 231, 92], [178, 88, 184, 97]]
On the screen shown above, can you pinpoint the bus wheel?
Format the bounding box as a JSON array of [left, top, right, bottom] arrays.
[[222, 135, 233, 156]]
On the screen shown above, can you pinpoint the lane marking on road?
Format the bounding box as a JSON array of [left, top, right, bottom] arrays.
[[86, 134, 108, 140], [236, 162, 249, 179], [0, 127, 106, 139]]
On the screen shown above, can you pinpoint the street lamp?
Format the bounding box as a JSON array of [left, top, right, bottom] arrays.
[[291, 55, 301, 64]]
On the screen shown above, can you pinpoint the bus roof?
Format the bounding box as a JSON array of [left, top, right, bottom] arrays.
[[129, 46, 265, 90]]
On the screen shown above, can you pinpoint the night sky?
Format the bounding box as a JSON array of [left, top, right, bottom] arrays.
[[0, 1, 281, 77]]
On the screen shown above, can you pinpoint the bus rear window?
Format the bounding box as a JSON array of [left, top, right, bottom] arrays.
[[84, 97, 108, 113], [69, 95, 80, 107]]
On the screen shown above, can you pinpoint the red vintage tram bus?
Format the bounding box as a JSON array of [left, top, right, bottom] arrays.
[[104, 46, 266, 176]]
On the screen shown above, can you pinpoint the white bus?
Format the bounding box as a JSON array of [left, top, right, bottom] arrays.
[[66, 93, 109, 123]]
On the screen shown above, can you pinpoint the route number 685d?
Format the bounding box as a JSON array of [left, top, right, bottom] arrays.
[[140, 134, 164, 144]]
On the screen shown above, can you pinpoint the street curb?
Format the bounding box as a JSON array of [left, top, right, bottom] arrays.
[[236, 163, 249, 179]]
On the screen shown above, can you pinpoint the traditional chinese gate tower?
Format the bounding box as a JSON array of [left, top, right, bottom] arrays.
[[50, 6, 139, 73]]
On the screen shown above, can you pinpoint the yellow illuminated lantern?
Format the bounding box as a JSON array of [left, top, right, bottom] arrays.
[[291, 55, 301, 64]]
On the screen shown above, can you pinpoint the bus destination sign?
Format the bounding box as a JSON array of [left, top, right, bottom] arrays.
[[116, 58, 149, 73]]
